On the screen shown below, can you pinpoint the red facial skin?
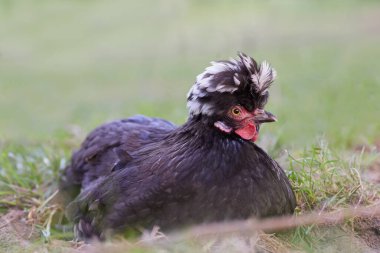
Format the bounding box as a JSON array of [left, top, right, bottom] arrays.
[[229, 106, 258, 142]]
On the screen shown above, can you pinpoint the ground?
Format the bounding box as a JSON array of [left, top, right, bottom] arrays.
[[0, 0, 379, 252]]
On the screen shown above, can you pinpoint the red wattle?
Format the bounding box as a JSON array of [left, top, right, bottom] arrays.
[[235, 123, 258, 142]]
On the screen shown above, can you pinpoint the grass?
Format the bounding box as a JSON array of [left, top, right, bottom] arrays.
[[288, 141, 368, 211], [0, 137, 379, 252], [0, 0, 380, 252]]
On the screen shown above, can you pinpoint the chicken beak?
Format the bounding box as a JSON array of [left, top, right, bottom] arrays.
[[253, 109, 277, 124]]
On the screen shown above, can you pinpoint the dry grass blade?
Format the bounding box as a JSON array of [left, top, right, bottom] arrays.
[[170, 202, 380, 241]]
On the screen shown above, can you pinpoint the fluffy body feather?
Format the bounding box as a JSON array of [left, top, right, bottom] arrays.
[[59, 116, 176, 202]]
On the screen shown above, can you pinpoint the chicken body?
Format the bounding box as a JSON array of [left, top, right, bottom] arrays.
[[60, 115, 176, 202], [60, 53, 296, 240]]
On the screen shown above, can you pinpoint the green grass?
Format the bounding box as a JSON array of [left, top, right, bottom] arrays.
[[288, 142, 368, 211], [0, 0, 380, 252], [0, 139, 378, 252]]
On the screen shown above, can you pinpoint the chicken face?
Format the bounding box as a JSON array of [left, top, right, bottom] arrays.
[[187, 52, 278, 142], [214, 105, 277, 142]]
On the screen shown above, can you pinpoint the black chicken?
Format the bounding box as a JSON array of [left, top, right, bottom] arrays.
[[60, 53, 296, 240]]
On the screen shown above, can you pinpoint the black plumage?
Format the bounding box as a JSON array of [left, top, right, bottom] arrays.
[[60, 53, 296, 240]]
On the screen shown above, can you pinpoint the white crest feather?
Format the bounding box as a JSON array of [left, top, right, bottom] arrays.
[[251, 61, 276, 94], [186, 99, 202, 115], [187, 53, 276, 116], [205, 61, 230, 74], [191, 60, 240, 94], [233, 73, 240, 85]]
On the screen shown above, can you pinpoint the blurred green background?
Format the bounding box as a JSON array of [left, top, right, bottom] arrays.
[[0, 0, 379, 147]]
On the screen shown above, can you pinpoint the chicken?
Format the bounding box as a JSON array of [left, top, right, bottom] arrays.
[[60, 53, 296, 240]]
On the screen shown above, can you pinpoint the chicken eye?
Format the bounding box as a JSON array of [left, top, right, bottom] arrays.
[[231, 107, 241, 116]]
